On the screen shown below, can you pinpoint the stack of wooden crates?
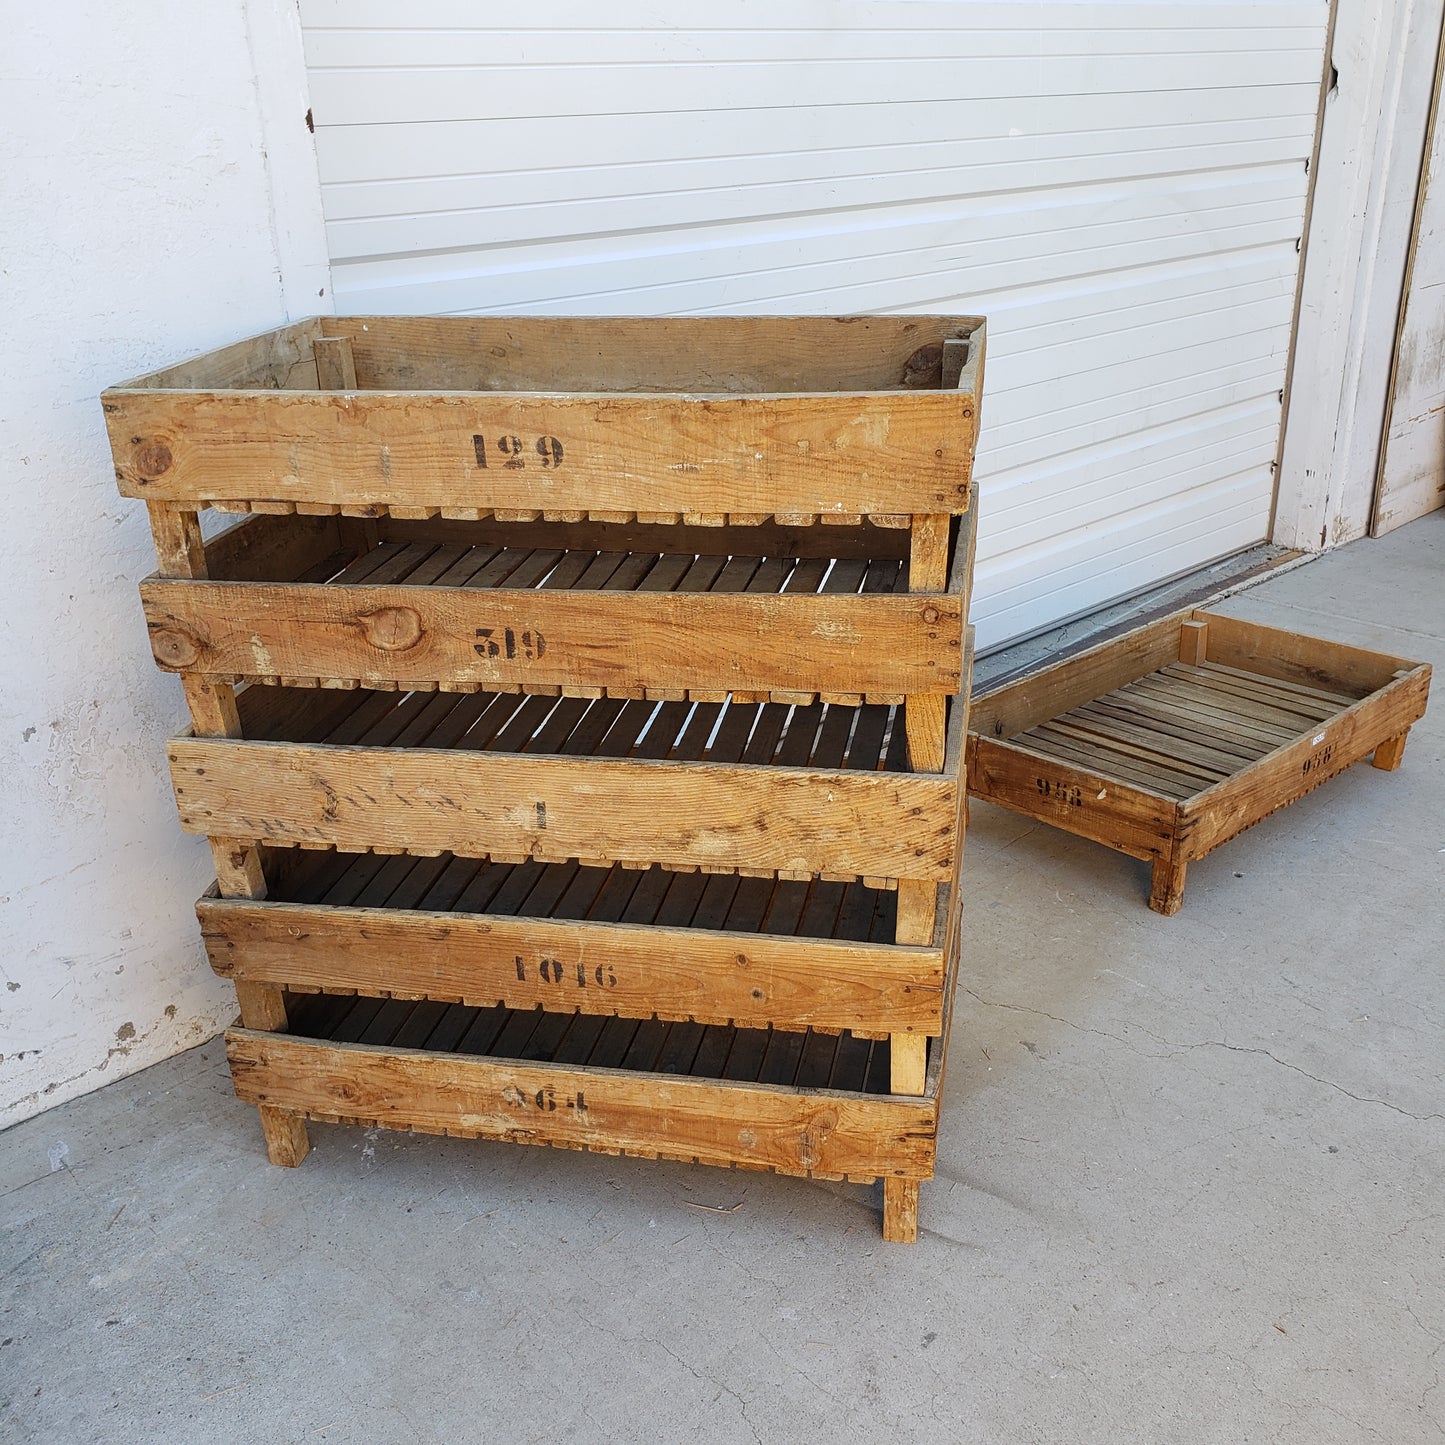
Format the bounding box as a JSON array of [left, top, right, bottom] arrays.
[[104, 315, 984, 1243]]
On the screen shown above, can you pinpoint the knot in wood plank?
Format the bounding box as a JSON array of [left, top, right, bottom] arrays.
[[359, 606, 424, 653]]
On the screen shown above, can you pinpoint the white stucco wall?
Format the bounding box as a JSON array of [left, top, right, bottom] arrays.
[[0, 0, 326, 1125]]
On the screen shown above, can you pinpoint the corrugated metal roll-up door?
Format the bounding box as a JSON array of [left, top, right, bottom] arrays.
[[300, 1, 1327, 649]]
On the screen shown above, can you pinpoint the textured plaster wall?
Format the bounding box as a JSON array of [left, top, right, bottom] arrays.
[[0, 0, 326, 1124]]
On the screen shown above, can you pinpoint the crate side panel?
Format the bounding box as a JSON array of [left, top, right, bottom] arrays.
[[200, 897, 947, 1034], [226, 1028, 937, 1178], [108, 390, 976, 515], [1179, 669, 1432, 859], [169, 739, 959, 880], [966, 734, 1179, 862], [969, 612, 1189, 739], [141, 582, 964, 696], [1198, 611, 1428, 698], [327, 314, 984, 394], [104, 320, 323, 392]]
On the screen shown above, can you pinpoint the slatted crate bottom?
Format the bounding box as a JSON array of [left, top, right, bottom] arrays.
[[226, 988, 943, 1187], [177, 678, 963, 887], [145, 514, 970, 703], [968, 610, 1431, 914], [203, 850, 950, 1036], [240, 675, 911, 780]]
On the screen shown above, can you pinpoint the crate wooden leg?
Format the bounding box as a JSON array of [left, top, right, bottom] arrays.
[[905, 512, 951, 773], [312, 335, 357, 390], [1372, 731, 1409, 771], [147, 502, 206, 577], [257, 1104, 310, 1168], [883, 1178, 919, 1243], [209, 836, 267, 897], [905, 696, 947, 778], [234, 979, 289, 1031], [1149, 855, 1188, 916], [1179, 618, 1208, 665], [892, 878, 935, 1093], [162, 531, 307, 1169], [890, 1034, 927, 1095]]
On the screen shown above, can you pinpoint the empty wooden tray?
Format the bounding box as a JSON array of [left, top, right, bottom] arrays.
[[966, 609, 1430, 913]]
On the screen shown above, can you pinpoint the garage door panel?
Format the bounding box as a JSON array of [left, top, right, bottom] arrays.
[[325, 128, 1318, 262], [984, 271, 1301, 397], [331, 184, 1307, 316], [307, 24, 1322, 71], [974, 469, 1277, 645], [315, 88, 1321, 191], [988, 250, 1301, 348], [303, 1, 1323, 40], [987, 411, 1283, 550], [989, 325, 1296, 439], [306, 53, 1325, 130], [300, 1, 1326, 646]]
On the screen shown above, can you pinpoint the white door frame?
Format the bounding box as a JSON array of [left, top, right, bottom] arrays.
[[1275, 0, 1445, 550]]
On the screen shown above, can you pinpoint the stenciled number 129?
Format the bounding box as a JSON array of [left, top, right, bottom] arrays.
[[473, 434, 565, 469]]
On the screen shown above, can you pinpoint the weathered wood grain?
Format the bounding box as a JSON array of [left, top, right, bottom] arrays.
[[170, 737, 960, 879], [323, 314, 984, 394], [1179, 666, 1432, 859], [226, 1028, 938, 1179], [969, 613, 1186, 740], [883, 1178, 921, 1243], [1201, 611, 1424, 698], [111, 319, 322, 390], [967, 734, 1180, 863], [313, 336, 357, 391], [374, 513, 913, 561], [199, 895, 947, 1034], [105, 389, 976, 515], [141, 580, 964, 696], [203, 513, 350, 584]]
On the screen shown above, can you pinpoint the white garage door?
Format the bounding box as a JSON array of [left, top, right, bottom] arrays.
[[300, 0, 1327, 649]]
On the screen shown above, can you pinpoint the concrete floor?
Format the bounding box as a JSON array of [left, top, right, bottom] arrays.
[[3, 514, 1442, 1444]]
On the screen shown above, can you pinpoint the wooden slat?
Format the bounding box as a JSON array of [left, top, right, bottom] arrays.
[[1119, 674, 1299, 751], [226, 1027, 937, 1180], [1165, 662, 1341, 722], [169, 737, 959, 880], [140, 580, 964, 697], [1018, 724, 1202, 800], [1156, 666, 1339, 733], [1193, 659, 1356, 707], [1078, 695, 1267, 766], [378, 513, 912, 561], [1034, 717, 1229, 789]]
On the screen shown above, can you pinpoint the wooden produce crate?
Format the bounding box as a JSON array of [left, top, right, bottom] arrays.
[[103, 314, 983, 524], [138, 506, 973, 706], [967, 609, 1431, 914]]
